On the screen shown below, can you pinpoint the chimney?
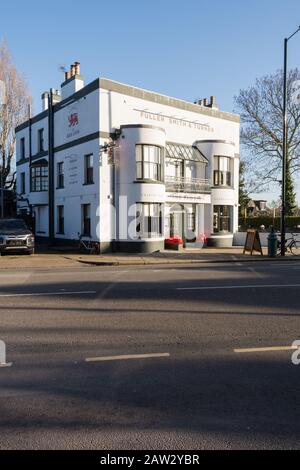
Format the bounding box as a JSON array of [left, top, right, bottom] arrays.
[[41, 89, 61, 111], [51, 89, 61, 105], [41, 91, 49, 111], [209, 95, 218, 110], [61, 61, 84, 99], [65, 70, 71, 81]]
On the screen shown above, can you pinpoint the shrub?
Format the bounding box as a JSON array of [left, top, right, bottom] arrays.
[[238, 216, 300, 231]]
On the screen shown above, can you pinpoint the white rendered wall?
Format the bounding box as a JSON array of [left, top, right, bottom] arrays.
[[116, 125, 166, 242]]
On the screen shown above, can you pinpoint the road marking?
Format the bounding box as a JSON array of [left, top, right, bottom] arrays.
[[91, 270, 128, 304], [85, 353, 170, 362], [234, 346, 300, 353], [176, 283, 300, 291], [247, 266, 264, 278], [0, 291, 96, 298]]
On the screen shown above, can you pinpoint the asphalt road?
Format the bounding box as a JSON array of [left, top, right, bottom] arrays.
[[0, 260, 300, 450]]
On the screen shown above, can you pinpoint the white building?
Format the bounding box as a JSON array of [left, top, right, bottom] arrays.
[[16, 63, 240, 252]]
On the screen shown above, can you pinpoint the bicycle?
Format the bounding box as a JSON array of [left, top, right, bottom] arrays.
[[277, 232, 299, 255], [78, 233, 100, 255]]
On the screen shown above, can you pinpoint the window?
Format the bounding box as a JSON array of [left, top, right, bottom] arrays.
[[213, 205, 231, 233], [136, 203, 162, 238], [20, 138, 25, 160], [84, 154, 94, 185], [20, 172, 26, 194], [57, 205, 64, 234], [213, 156, 231, 187], [136, 145, 163, 181], [30, 164, 48, 192], [38, 129, 44, 152], [57, 162, 64, 188], [82, 204, 91, 236]]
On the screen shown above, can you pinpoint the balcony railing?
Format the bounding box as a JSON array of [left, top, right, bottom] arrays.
[[165, 175, 211, 194]]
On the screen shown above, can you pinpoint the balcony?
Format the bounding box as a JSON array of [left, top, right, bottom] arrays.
[[165, 175, 211, 194]]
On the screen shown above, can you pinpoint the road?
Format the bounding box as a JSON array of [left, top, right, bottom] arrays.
[[0, 260, 300, 450]]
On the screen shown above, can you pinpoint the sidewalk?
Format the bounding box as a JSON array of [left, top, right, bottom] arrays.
[[0, 247, 300, 269], [1, 246, 298, 269], [74, 246, 300, 266]]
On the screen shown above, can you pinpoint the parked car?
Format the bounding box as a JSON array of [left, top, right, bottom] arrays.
[[0, 219, 35, 255]]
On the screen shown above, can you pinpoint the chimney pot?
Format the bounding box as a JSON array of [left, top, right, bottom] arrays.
[[74, 61, 81, 75], [203, 98, 208, 107], [71, 64, 76, 76]]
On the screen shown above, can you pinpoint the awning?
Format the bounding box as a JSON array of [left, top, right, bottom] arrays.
[[165, 142, 208, 163]]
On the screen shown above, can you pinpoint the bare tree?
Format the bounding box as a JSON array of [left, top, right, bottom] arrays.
[[0, 41, 31, 189], [234, 69, 300, 197]]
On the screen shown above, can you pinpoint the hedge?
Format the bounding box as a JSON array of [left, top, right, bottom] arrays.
[[238, 216, 300, 231]]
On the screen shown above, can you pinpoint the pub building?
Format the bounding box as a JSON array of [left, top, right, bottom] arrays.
[[16, 62, 240, 252]]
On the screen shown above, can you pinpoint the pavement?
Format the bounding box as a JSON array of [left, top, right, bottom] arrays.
[[0, 245, 299, 269], [1, 260, 300, 449]]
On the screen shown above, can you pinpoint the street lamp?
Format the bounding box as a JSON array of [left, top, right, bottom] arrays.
[[281, 26, 300, 256]]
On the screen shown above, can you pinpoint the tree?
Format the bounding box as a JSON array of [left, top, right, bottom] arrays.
[[0, 41, 31, 190], [285, 158, 297, 215], [238, 160, 250, 217], [234, 69, 300, 213]]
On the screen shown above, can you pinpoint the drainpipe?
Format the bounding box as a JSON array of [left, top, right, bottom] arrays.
[[48, 90, 55, 244]]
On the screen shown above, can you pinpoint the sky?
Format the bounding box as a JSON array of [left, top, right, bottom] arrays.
[[1, 0, 300, 204]]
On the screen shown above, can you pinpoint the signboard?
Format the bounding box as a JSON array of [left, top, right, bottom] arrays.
[[65, 154, 79, 186], [243, 229, 263, 256]]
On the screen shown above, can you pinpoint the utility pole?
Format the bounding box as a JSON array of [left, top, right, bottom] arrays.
[[0, 80, 5, 219], [281, 27, 300, 256]]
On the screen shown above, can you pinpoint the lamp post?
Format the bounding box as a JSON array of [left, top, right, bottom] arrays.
[[281, 26, 300, 256]]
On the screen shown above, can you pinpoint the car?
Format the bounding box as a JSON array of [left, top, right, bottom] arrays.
[[0, 218, 35, 255]]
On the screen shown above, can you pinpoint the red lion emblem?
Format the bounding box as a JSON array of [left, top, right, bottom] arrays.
[[68, 112, 78, 127]]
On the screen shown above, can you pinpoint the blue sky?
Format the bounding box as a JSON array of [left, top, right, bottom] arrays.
[[2, 0, 300, 203]]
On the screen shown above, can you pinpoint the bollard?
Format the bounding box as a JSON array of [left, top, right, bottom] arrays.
[[268, 227, 278, 258]]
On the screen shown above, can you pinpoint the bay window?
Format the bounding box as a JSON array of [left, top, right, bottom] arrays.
[[213, 205, 232, 233], [136, 203, 162, 238], [213, 156, 232, 187], [136, 145, 163, 181]]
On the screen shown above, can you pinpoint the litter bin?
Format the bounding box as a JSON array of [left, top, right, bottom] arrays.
[[268, 228, 278, 258]]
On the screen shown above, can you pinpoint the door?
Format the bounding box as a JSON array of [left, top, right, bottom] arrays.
[[169, 204, 185, 242]]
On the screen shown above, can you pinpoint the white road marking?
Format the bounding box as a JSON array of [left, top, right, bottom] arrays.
[[0, 291, 96, 298], [247, 266, 264, 278], [0, 362, 12, 367], [85, 353, 170, 362], [90, 270, 128, 304], [234, 346, 300, 353], [176, 283, 300, 291]]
